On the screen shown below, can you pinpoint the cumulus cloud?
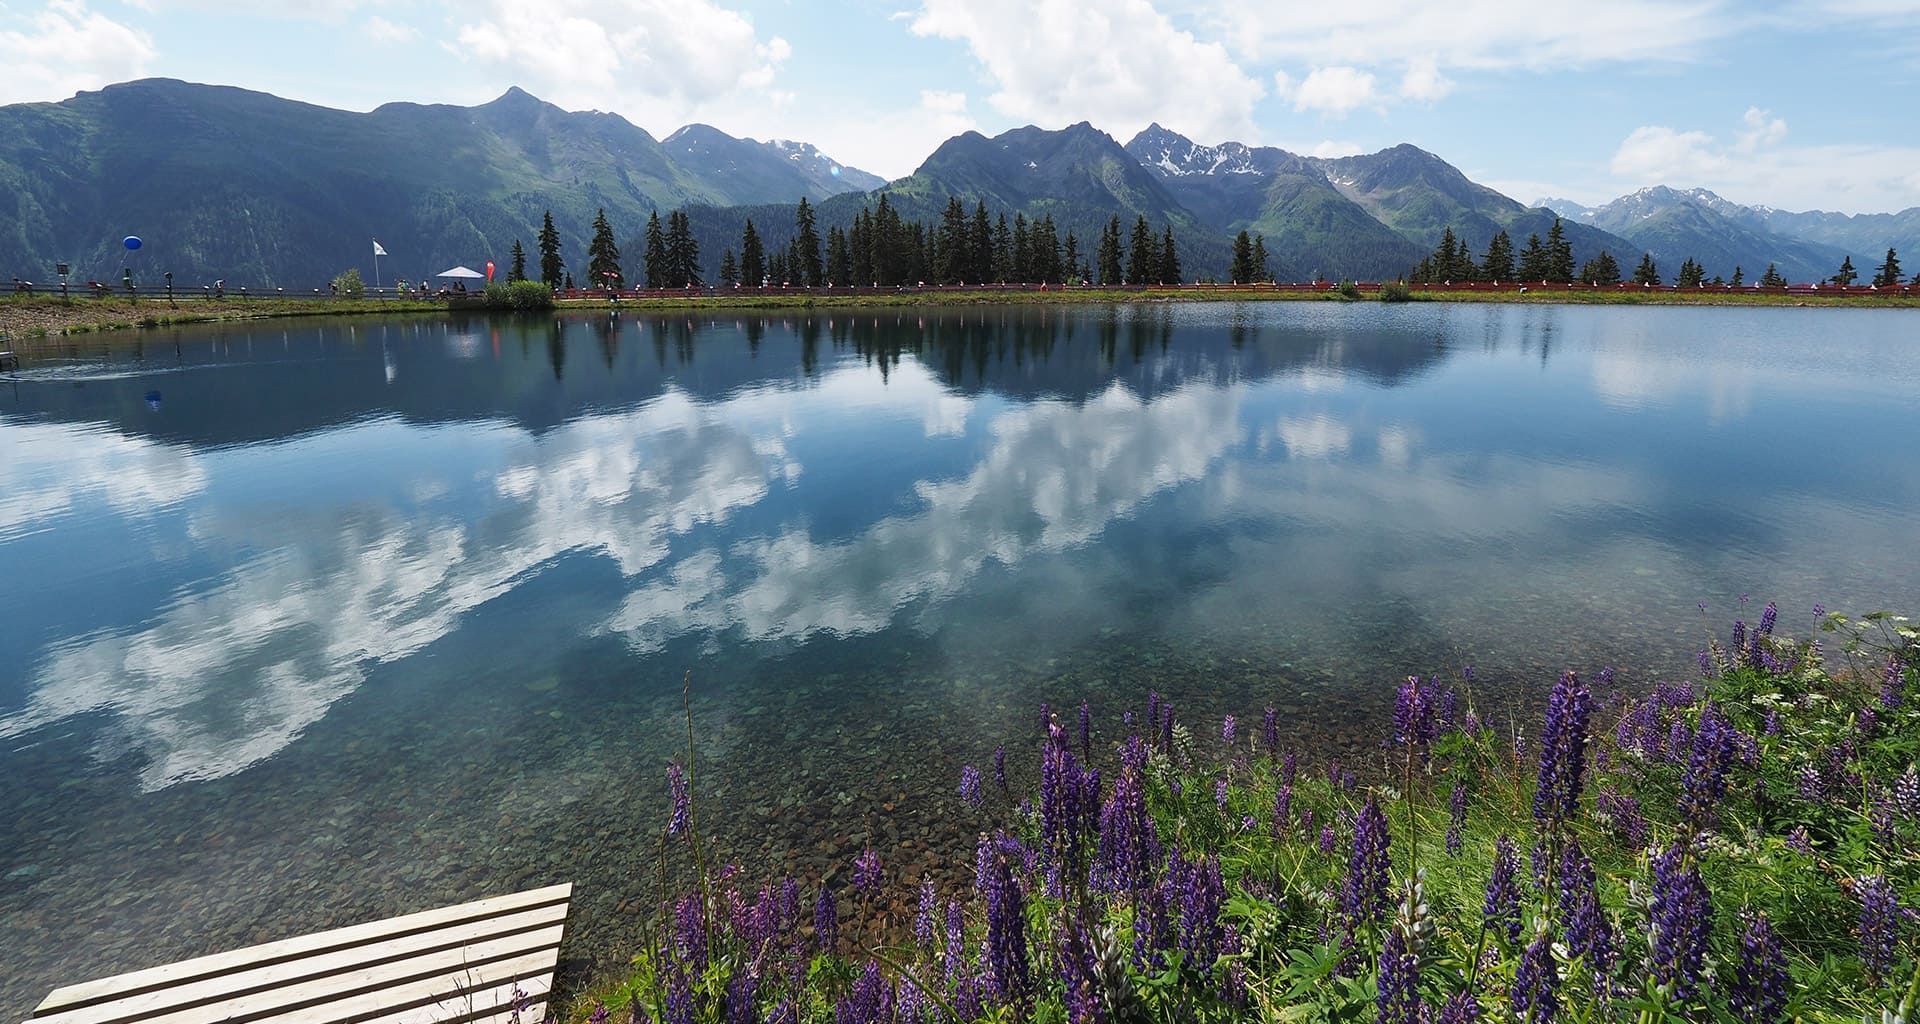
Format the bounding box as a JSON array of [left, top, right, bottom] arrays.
[[1608, 109, 1920, 212], [910, 0, 1264, 145], [363, 14, 417, 45], [0, 0, 156, 104], [454, 0, 790, 127], [1275, 65, 1378, 116], [1398, 56, 1455, 102]]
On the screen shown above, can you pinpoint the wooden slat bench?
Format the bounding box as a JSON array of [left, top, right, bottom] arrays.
[[22, 883, 571, 1024]]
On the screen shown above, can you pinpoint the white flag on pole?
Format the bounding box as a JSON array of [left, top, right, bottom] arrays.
[[373, 239, 389, 257]]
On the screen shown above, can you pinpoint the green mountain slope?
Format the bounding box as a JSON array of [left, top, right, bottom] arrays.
[[0, 80, 878, 287]]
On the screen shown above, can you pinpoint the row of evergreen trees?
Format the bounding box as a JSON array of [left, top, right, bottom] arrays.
[[500, 199, 1192, 292], [1829, 249, 1905, 287]]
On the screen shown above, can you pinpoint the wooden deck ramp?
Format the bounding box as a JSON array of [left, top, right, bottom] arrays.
[[22, 883, 571, 1024]]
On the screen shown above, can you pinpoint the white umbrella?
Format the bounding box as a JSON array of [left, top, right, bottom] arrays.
[[436, 266, 486, 280]]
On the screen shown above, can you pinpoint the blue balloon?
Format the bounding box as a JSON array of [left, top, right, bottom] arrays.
[[123, 236, 143, 251]]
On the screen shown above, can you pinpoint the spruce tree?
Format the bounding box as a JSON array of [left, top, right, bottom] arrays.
[[1831, 255, 1857, 286], [1676, 257, 1705, 288], [989, 214, 1012, 282], [1516, 233, 1549, 280], [1096, 217, 1124, 285], [768, 249, 788, 287], [850, 209, 874, 284], [1251, 235, 1269, 282], [793, 197, 824, 286], [1579, 250, 1621, 286], [937, 197, 968, 283], [537, 210, 564, 289], [508, 239, 527, 282], [1546, 218, 1574, 283], [873, 195, 900, 285], [1760, 263, 1787, 288], [667, 211, 700, 287], [1012, 214, 1032, 283], [1873, 248, 1902, 287], [1126, 215, 1157, 284], [643, 211, 668, 288], [1433, 227, 1463, 281], [740, 219, 766, 287], [1230, 231, 1253, 284], [1158, 225, 1180, 284], [970, 203, 993, 285], [826, 226, 851, 286], [1062, 232, 1080, 284], [1730, 265, 1744, 287], [719, 248, 738, 284], [1481, 230, 1515, 281], [586, 208, 622, 288], [1632, 252, 1661, 286], [1035, 216, 1061, 284]]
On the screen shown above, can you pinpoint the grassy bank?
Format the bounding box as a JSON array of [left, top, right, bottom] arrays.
[[0, 294, 445, 339], [571, 604, 1919, 1023]]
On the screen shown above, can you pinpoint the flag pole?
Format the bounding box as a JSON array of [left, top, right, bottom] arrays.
[[372, 239, 382, 291]]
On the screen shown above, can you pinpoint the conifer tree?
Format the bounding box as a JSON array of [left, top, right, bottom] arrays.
[[1546, 218, 1574, 283], [1760, 263, 1787, 288], [1251, 235, 1270, 282], [850, 209, 874, 285], [1873, 248, 1902, 287], [872, 195, 901, 285], [1230, 231, 1253, 285], [768, 249, 788, 287], [937, 197, 968, 283], [970, 203, 993, 285], [1632, 252, 1661, 286], [826, 227, 851, 286], [991, 214, 1013, 282], [537, 210, 564, 289], [1062, 232, 1080, 283], [1579, 250, 1621, 286], [1158, 225, 1180, 284], [667, 210, 700, 287], [1481, 229, 1515, 281], [1516, 233, 1549, 280], [1830, 255, 1857, 286], [719, 248, 738, 284], [1676, 257, 1704, 288], [1095, 218, 1124, 285], [740, 219, 766, 287], [1012, 214, 1032, 283], [508, 239, 527, 283], [643, 211, 668, 288], [1126, 216, 1157, 284], [1034, 216, 1061, 284], [793, 198, 824, 286], [586, 208, 622, 288], [1730, 265, 1744, 287]]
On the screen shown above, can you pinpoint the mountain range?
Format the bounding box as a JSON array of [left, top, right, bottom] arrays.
[[2, 79, 1913, 288]]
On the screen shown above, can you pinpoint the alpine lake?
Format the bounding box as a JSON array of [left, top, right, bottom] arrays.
[[2, 301, 1917, 1016]]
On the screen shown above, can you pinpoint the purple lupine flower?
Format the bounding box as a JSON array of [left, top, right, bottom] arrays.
[[724, 971, 757, 1024], [1596, 788, 1648, 847], [672, 894, 707, 973], [959, 764, 983, 807], [1376, 925, 1422, 1024], [1729, 909, 1789, 1024], [1533, 670, 1593, 830], [1168, 848, 1227, 971], [1530, 841, 1549, 889], [664, 969, 695, 1024], [1512, 928, 1559, 1024], [1058, 917, 1102, 1024], [1435, 991, 1481, 1024], [588, 1003, 611, 1024], [1757, 600, 1777, 636], [1039, 715, 1098, 895], [1273, 780, 1294, 839], [853, 847, 882, 897], [814, 887, 838, 954], [1678, 702, 1736, 833], [1483, 835, 1522, 944], [1446, 784, 1469, 856], [979, 833, 1032, 1009], [1147, 691, 1161, 730], [1282, 749, 1299, 788], [942, 898, 965, 983], [1797, 761, 1824, 803], [1883, 657, 1908, 711], [895, 978, 925, 1024], [1215, 778, 1230, 812], [1393, 675, 1435, 752], [666, 762, 690, 836], [1813, 603, 1826, 617], [1221, 714, 1237, 745], [914, 878, 937, 950], [1649, 843, 1712, 1000], [1786, 825, 1813, 854], [1894, 767, 1920, 821], [1763, 710, 1780, 736], [1318, 824, 1337, 856], [994, 746, 1007, 790], [1094, 737, 1159, 894], [1698, 649, 1716, 677], [1339, 796, 1392, 927], [1557, 837, 1614, 976], [1263, 707, 1279, 758], [1159, 702, 1175, 755], [1857, 874, 1909, 981], [835, 960, 891, 1024], [1731, 619, 1748, 663]]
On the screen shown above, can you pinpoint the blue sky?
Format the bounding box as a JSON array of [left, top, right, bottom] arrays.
[[3, 0, 1918, 213]]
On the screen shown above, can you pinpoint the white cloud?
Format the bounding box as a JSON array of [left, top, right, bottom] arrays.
[[0, 0, 156, 104], [1608, 109, 1920, 212], [1399, 56, 1454, 102], [454, 0, 790, 128], [1278, 65, 1378, 116], [726, 89, 976, 181], [910, 0, 1264, 145], [363, 14, 417, 45]]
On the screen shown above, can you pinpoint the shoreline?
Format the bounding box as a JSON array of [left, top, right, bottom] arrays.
[[5, 286, 1916, 343]]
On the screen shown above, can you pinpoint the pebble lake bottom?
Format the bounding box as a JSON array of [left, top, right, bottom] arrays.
[[1, 301, 1916, 1016]]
